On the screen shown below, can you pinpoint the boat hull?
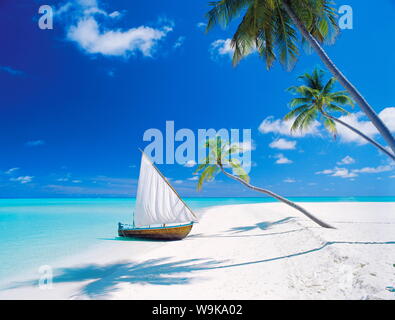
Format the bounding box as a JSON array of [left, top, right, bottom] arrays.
[[118, 222, 193, 241]]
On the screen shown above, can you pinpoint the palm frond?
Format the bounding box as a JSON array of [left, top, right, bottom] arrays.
[[325, 103, 349, 114], [231, 5, 259, 66], [206, 0, 254, 31], [273, 2, 299, 71], [229, 158, 250, 183], [329, 94, 354, 106], [323, 117, 337, 137], [289, 97, 312, 107], [299, 107, 318, 131], [255, 2, 277, 69], [197, 165, 219, 191], [195, 157, 210, 173], [291, 0, 339, 45], [287, 85, 315, 97], [290, 108, 311, 132], [284, 104, 310, 121], [322, 77, 336, 94], [205, 0, 339, 68]]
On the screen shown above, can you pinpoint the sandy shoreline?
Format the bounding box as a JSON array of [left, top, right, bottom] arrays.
[[1, 202, 394, 300]]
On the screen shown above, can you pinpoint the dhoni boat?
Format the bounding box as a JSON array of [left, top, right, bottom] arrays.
[[118, 151, 198, 240]]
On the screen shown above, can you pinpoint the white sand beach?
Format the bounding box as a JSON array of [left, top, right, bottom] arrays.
[[1, 202, 394, 300]]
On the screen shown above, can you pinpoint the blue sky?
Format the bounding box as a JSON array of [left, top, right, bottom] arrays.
[[0, 0, 394, 198]]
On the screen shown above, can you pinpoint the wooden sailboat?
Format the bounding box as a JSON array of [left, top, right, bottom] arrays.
[[118, 151, 198, 240]]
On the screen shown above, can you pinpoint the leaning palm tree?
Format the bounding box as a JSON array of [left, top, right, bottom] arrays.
[[285, 68, 395, 161], [195, 137, 335, 229], [205, 0, 395, 156]]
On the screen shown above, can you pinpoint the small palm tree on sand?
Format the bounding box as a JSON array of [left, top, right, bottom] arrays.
[[195, 137, 334, 229], [285, 68, 395, 161]]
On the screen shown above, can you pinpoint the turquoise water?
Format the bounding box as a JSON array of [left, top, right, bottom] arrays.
[[0, 197, 394, 283]]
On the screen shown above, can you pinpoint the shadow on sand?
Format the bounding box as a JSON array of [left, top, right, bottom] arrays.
[[3, 240, 394, 298], [227, 217, 294, 234], [188, 228, 306, 239], [3, 257, 223, 298], [208, 240, 395, 271], [188, 217, 300, 239]]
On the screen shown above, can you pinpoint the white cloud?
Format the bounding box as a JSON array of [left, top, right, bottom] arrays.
[[352, 164, 394, 174], [67, 17, 171, 57], [59, 1, 172, 58], [183, 160, 197, 168], [72, 180, 82, 183], [274, 154, 293, 165], [259, 108, 395, 147], [5, 167, 19, 175], [83, 7, 108, 16], [210, 39, 234, 60], [337, 108, 395, 145], [57, 1, 120, 19], [187, 176, 199, 181], [232, 141, 255, 152], [57, 173, 72, 182], [196, 22, 207, 29], [316, 169, 333, 175], [46, 175, 137, 196], [336, 112, 377, 144], [78, 0, 98, 6], [174, 180, 183, 184], [26, 140, 45, 147], [173, 36, 185, 49], [55, 2, 73, 16], [316, 162, 394, 179], [109, 11, 121, 18], [337, 156, 355, 165], [332, 168, 358, 178], [10, 176, 34, 184], [0, 66, 24, 76], [269, 138, 297, 150], [284, 178, 296, 183], [380, 108, 395, 131], [259, 116, 321, 138], [316, 167, 357, 179], [316, 169, 335, 175]]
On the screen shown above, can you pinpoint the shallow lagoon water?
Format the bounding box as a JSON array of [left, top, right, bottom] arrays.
[[0, 197, 393, 283]]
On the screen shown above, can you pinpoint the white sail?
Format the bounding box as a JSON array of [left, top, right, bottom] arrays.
[[134, 152, 198, 227]]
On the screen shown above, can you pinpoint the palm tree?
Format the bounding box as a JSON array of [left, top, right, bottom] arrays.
[[195, 137, 335, 229], [285, 68, 395, 161], [205, 0, 395, 156]]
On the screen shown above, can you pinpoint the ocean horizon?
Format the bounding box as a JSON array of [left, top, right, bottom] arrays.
[[1, 196, 395, 201], [1, 196, 394, 285]]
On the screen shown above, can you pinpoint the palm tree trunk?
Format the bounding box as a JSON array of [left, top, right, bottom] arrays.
[[282, 0, 395, 156], [322, 112, 395, 161], [219, 165, 335, 229]]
